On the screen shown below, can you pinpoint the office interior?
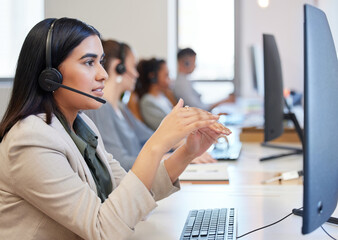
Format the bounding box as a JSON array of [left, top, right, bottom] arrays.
[[1, 0, 338, 113], [0, 0, 337, 239]]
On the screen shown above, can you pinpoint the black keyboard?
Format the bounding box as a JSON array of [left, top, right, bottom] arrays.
[[180, 208, 237, 240]]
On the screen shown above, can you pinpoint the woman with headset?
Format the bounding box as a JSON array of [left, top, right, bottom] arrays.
[[0, 18, 231, 240], [134, 58, 172, 131]]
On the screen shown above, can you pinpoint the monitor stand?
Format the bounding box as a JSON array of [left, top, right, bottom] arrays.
[[260, 111, 303, 161], [292, 208, 338, 225]]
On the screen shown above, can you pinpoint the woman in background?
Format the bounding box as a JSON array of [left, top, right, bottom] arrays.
[[135, 58, 218, 163], [0, 18, 230, 240], [135, 58, 172, 131]]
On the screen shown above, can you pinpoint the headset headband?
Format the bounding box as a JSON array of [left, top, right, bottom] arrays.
[[119, 42, 126, 63], [46, 19, 58, 69]]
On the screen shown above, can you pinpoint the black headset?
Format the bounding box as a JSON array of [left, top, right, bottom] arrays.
[[38, 19, 106, 104], [149, 58, 160, 84], [115, 42, 127, 75], [38, 19, 63, 92], [149, 76, 157, 84]]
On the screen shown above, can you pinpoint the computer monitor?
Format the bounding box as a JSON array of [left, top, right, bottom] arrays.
[[261, 34, 304, 161], [302, 4, 338, 234]]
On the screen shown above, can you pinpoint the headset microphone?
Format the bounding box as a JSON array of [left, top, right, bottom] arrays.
[[44, 78, 106, 104], [39, 19, 106, 104]]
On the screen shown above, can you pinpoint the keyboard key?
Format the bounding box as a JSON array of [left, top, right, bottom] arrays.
[[187, 217, 195, 227]]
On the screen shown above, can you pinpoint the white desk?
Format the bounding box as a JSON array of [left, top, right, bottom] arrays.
[[227, 142, 303, 185], [183, 142, 304, 185], [128, 142, 337, 239], [129, 184, 337, 240]]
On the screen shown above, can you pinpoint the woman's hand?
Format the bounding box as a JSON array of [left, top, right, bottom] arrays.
[[133, 99, 231, 187], [149, 99, 221, 155], [184, 122, 231, 160], [162, 104, 231, 182]]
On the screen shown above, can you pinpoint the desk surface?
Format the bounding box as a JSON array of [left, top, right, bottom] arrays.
[[227, 142, 303, 185], [129, 141, 337, 239], [128, 185, 337, 240], [181, 142, 304, 185]]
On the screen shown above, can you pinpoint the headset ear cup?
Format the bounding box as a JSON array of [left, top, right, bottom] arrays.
[[150, 77, 157, 84], [39, 68, 63, 92], [115, 63, 126, 75]]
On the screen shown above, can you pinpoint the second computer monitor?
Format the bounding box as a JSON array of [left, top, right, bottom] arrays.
[[263, 34, 285, 142]]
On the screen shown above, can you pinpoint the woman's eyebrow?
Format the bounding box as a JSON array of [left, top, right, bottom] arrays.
[[80, 53, 98, 59], [79, 53, 105, 60]]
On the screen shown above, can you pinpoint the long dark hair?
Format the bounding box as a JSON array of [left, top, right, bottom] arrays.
[[0, 18, 100, 141], [135, 58, 165, 99]]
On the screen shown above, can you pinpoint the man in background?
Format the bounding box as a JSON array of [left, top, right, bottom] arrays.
[[174, 48, 234, 111]]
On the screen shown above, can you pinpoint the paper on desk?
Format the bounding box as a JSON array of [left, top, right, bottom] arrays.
[[179, 163, 229, 181]]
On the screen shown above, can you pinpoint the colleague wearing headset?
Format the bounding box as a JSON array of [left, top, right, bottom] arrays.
[[135, 58, 173, 131], [174, 48, 235, 111], [85, 43, 216, 168], [135, 58, 218, 163], [0, 18, 231, 240]]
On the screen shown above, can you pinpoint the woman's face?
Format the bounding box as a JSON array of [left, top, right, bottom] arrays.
[[157, 63, 171, 90], [121, 50, 139, 92], [54, 35, 108, 114]]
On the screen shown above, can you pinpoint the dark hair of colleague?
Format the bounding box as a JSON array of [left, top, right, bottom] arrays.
[[177, 47, 196, 61], [134, 58, 166, 99], [133, 58, 176, 131]]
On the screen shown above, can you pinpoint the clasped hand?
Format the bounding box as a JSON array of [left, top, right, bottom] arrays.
[[153, 99, 232, 160]]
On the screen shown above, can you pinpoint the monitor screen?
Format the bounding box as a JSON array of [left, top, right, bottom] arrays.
[[303, 4, 338, 234], [263, 34, 285, 142]]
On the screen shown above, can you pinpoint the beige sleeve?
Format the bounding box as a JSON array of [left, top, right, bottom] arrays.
[[6, 121, 158, 240], [150, 161, 181, 201]]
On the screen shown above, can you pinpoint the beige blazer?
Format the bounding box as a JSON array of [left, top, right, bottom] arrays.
[[0, 113, 179, 240]]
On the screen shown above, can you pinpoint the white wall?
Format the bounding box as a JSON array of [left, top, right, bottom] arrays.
[[0, 0, 44, 78], [44, 0, 177, 77], [236, 0, 338, 98], [317, 0, 338, 54], [20, 0, 338, 100], [3, 1, 338, 118], [45, 0, 338, 98], [235, 0, 316, 98]]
